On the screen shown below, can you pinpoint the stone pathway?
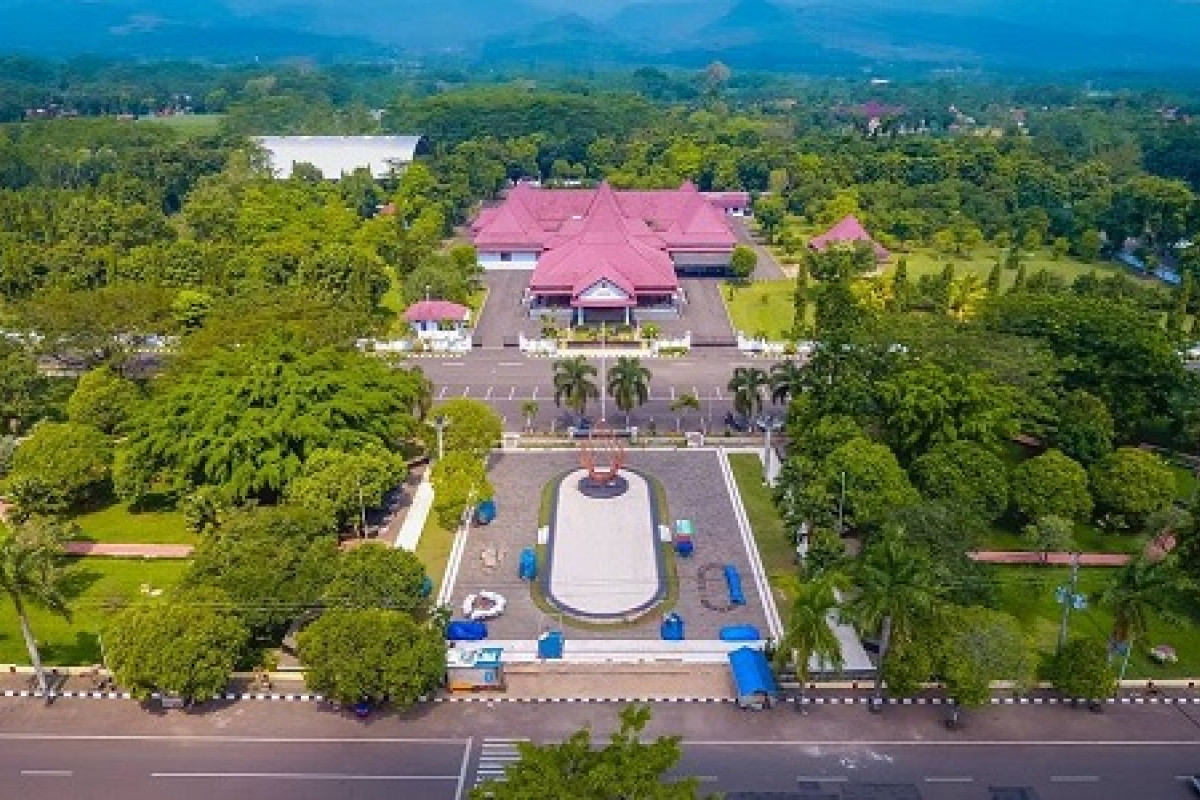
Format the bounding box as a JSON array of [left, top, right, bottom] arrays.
[[63, 542, 193, 558], [969, 550, 1130, 566]]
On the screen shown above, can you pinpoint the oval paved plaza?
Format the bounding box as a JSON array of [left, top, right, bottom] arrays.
[[546, 469, 664, 620]]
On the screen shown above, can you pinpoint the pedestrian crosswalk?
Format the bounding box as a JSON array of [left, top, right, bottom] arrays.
[[474, 738, 527, 787]]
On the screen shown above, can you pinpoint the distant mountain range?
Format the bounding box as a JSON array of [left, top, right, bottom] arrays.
[[2, 0, 1199, 72]]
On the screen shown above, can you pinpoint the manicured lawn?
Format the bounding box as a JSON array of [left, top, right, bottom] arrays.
[[69, 503, 195, 545], [415, 514, 454, 599], [887, 248, 1127, 290], [728, 453, 796, 616], [979, 522, 1141, 556], [724, 280, 796, 340], [989, 564, 1200, 680], [0, 558, 189, 666], [137, 113, 224, 137], [1170, 464, 1200, 503]]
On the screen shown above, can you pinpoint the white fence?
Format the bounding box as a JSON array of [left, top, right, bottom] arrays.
[[359, 332, 472, 355], [736, 333, 816, 358]]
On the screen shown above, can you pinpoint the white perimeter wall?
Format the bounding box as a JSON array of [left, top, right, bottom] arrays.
[[479, 251, 539, 271]]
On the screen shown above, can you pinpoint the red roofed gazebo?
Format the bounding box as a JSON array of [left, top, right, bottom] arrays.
[[809, 215, 890, 261]]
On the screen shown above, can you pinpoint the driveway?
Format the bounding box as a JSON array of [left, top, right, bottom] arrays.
[[728, 217, 787, 280], [474, 270, 535, 348], [674, 279, 736, 345]]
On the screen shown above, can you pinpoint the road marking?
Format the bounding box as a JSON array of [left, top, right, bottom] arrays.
[[1051, 775, 1099, 783], [687, 740, 1200, 747], [461, 386, 470, 397], [670, 386, 677, 400], [438, 387, 448, 399], [925, 776, 973, 783], [20, 770, 73, 777], [0, 734, 468, 744], [485, 386, 494, 399], [498, 362, 523, 367], [151, 772, 459, 781], [454, 737, 472, 800], [531, 386, 539, 399], [508, 386, 516, 399], [475, 739, 525, 786], [797, 776, 848, 783]]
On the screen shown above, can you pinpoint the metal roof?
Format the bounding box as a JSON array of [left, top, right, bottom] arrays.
[[255, 135, 426, 180]]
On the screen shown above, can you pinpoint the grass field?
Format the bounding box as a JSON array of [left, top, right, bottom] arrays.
[[725, 281, 797, 341], [989, 564, 1200, 680], [137, 113, 224, 136], [728, 453, 796, 617], [415, 514, 454, 599], [0, 558, 189, 666], [68, 503, 195, 545], [893, 248, 1127, 289]]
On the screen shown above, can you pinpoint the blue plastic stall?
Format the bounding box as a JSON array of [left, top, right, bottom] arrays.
[[660, 612, 685, 641], [475, 499, 497, 525], [727, 646, 779, 710], [538, 630, 564, 659], [724, 564, 746, 605], [519, 548, 538, 581], [720, 624, 762, 641]]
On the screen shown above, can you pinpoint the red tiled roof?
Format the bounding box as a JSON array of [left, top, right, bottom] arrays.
[[809, 214, 889, 260], [403, 300, 471, 323], [473, 181, 737, 301]]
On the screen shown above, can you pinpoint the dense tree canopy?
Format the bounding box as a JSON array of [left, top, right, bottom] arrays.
[[116, 335, 425, 503], [3, 421, 112, 515], [1011, 449, 1094, 522]]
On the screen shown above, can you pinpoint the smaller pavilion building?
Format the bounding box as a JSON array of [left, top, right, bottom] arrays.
[[809, 214, 890, 261], [403, 299, 471, 338]]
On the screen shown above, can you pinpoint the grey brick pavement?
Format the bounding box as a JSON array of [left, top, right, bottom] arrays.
[[449, 449, 771, 641]]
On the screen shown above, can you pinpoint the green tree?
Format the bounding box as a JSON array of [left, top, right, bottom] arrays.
[[116, 335, 424, 503], [793, 257, 811, 334], [1100, 555, 1194, 652], [1022, 515, 1075, 563], [298, 607, 444, 708], [471, 705, 702, 800], [4, 422, 112, 515], [877, 364, 1016, 462], [1052, 638, 1117, 702], [184, 506, 338, 639], [430, 450, 493, 529], [1011, 449, 1093, 522], [283, 446, 407, 533], [754, 194, 787, 244], [911, 441, 1010, 523], [324, 542, 428, 614], [606, 356, 652, 425], [1052, 390, 1115, 467], [985, 259, 1002, 295], [851, 527, 944, 705], [1077, 229, 1104, 262], [728, 366, 768, 419], [940, 606, 1032, 709], [1090, 448, 1178, 529], [552, 356, 599, 416], [730, 244, 757, 281], [776, 573, 844, 702], [521, 400, 539, 432], [768, 360, 805, 405], [0, 519, 71, 694], [105, 588, 248, 703], [0, 339, 53, 434], [66, 365, 143, 434], [818, 438, 920, 531], [428, 397, 502, 458], [670, 392, 700, 432]]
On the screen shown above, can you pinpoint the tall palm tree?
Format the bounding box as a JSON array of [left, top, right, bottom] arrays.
[[607, 357, 652, 426], [769, 361, 806, 405], [670, 392, 701, 432], [1100, 555, 1194, 650], [728, 366, 768, 420], [0, 520, 71, 695], [850, 527, 944, 706], [776, 572, 845, 708], [551, 356, 599, 417]]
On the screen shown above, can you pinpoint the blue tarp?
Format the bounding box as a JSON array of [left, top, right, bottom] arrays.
[[727, 646, 779, 706], [724, 564, 746, 605], [720, 624, 762, 641], [446, 620, 488, 641], [660, 612, 685, 641], [519, 548, 537, 581]]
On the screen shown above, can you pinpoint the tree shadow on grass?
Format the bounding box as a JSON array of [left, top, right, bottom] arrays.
[[57, 562, 103, 601], [41, 631, 101, 668]]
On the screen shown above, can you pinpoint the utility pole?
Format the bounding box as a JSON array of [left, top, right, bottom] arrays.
[[1056, 551, 1084, 654], [433, 414, 449, 462]]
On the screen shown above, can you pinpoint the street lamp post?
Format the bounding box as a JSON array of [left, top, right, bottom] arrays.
[[432, 414, 449, 462], [1055, 552, 1085, 655]]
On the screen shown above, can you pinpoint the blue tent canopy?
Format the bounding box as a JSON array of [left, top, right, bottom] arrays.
[[727, 646, 779, 708]]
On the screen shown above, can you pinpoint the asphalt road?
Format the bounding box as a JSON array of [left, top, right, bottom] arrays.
[[5, 699, 1200, 799], [413, 348, 790, 432]]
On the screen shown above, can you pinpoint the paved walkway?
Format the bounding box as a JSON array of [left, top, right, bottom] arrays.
[[63, 541, 193, 558], [970, 550, 1131, 566]]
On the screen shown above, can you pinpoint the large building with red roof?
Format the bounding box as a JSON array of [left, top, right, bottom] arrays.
[[471, 181, 741, 323]]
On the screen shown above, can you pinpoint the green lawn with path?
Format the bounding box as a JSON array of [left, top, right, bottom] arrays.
[[136, 113, 224, 137], [415, 514, 454, 599], [68, 502, 196, 545], [0, 558, 189, 666], [988, 564, 1200, 680], [725, 281, 797, 341], [728, 453, 796, 618]]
